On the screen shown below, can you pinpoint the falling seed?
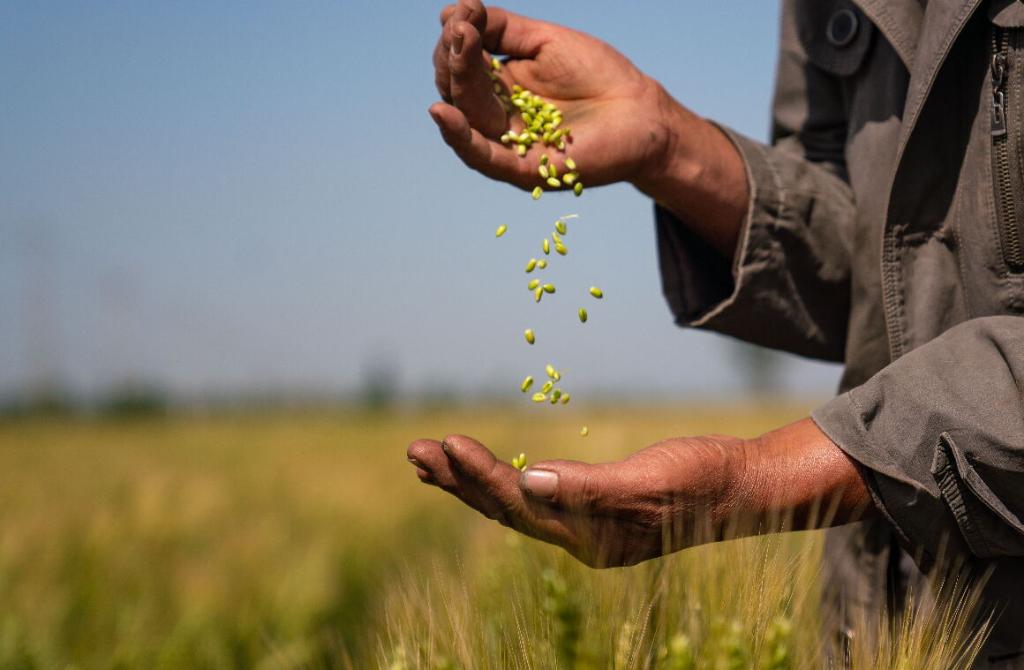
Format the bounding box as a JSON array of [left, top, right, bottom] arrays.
[[528, 279, 540, 290], [551, 232, 562, 244], [525, 258, 538, 273], [549, 164, 558, 179], [560, 393, 570, 405], [534, 287, 543, 302], [540, 154, 549, 165], [555, 219, 567, 234], [542, 283, 555, 294], [531, 185, 542, 198], [589, 286, 604, 299], [539, 165, 550, 179], [537, 259, 548, 269], [546, 177, 561, 188], [519, 145, 529, 157], [565, 157, 577, 171], [532, 393, 547, 403], [578, 308, 588, 323], [524, 329, 535, 344], [541, 381, 554, 394], [542, 238, 550, 255], [550, 390, 561, 404], [580, 426, 589, 437], [545, 364, 557, 379], [573, 182, 583, 196], [554, 242, 567, 256], [520, 376, 534, 392], [562, 172, 577, 186], [491, 56, 502, 71], [495, 224, 508, 237]]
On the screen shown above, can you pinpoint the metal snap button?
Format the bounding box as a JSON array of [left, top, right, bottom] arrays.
[[826, 8, 859, 47]]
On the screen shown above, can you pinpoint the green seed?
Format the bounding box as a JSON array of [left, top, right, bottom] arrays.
[[519, 145, 529, 157], [524, 329, 535, 345], [560, 393, 570, 405], [550, 390, 561, 404], [520, 376, 534, 392], [534, 287, 543, 302], [589, 286, 604, 299], [545, 364, 557, 379], [565, 157, 577, 171], [562, 172, 577, 186], [549, 164, 558, 179], [491, 56, 502, 71], [551, 232, 562, 244], [541, 380, 554, 394], [554, 242, 567, 256], [538, 165, 549, 179], [512, 453, 527, 470], [580, 426, 589, 437], [573, 182, 583, 196], [531, 185, 542, 199], [578, 308, 588, 323], [542, 283, 555, 294], [501, 133, 511, 144], [555, 219, 567, 234], [532, 393, 547, 403], [537, 259, 548, 269], [546, 177, 561, 188], [528, 279, 540, 290], [540, 154, 549, 165], [495, 224, 507, 237], [542, 238, 550, 255], [525, 258, 537, 273]]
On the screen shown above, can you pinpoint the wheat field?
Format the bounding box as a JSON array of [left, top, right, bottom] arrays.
[[0, 404, 989, 668]]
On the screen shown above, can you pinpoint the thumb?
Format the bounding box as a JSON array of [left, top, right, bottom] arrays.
[[520, 460, 620, 511]]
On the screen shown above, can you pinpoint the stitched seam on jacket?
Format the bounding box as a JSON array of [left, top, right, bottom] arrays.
[[932, 433, 992, 557]]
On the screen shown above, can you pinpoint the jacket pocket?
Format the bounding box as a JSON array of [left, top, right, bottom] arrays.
[[794, 0, 873, 76], [931, 431, 1024, 558], [989, 26, 1024, 273]]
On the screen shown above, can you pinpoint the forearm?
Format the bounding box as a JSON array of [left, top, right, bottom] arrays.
[[632, 82, 749, 260]]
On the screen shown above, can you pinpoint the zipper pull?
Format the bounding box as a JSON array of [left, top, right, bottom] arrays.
[[993, 50, 1009, 137]]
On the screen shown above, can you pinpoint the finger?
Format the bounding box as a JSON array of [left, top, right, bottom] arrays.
[[407, 439, 461, 491], [428, 102, 536, 188], [434, 2, 488, 105], [479, 7, 547, 58], [449, 21, 507, 139]]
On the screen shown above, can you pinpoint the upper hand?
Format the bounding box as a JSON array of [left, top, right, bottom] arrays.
[[429, 0, 676, 192]]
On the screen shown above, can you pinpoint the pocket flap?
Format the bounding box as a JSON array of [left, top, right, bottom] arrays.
[[795, 0, 873, 76]]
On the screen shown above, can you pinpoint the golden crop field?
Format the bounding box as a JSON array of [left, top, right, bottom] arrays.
[[0, 405, 988, 668]]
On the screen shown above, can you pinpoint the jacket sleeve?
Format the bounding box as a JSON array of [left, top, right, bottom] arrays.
[[812, 316, 1024, 564], [656, 0, 858, 361]]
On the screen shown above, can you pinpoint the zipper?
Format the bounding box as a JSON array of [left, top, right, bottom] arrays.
[[991, 28, 1024, 271]]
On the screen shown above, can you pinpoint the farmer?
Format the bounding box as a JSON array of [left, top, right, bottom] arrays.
[[408, 0, 1024, 664]]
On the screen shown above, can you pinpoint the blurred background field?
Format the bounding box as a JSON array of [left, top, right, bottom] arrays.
[[0, 403, 814, 668], [0, 405, 989, 669]]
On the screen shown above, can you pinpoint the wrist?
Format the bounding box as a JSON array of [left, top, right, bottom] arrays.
[[631, 82, 749, 259]]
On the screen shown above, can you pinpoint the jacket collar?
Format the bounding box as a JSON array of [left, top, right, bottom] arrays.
[[852, 0, 925, 68]]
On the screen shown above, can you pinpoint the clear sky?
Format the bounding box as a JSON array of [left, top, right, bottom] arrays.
[[0, 1, 843, 401]]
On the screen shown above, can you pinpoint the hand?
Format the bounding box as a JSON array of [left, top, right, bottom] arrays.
[[429, 1, 749, 257], [429, 0, 677, 191], [406, 419, 872, 567]]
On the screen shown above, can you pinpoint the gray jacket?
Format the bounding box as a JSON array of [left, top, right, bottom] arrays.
[[657, 0, 1024, 664]]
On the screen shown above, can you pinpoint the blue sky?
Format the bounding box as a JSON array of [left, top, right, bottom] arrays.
[[0, 1, 843, 400]]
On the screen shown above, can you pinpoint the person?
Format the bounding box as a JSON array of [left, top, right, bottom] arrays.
[[406, 0, 1024, 665]]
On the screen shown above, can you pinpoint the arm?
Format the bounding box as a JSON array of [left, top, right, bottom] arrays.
[[407, 419, 872, 568], [431, 0, 859, 360]]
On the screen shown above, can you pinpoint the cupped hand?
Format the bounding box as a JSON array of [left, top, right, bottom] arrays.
[[406, 433, 746, 567], [429, 0, 677, 192]]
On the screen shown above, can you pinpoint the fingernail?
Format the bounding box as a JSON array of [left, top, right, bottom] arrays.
[[520, 469, 558, 499], [407, 456, 421, 467], [441, 440, 452, 456], [451, 29, 464, 55]]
